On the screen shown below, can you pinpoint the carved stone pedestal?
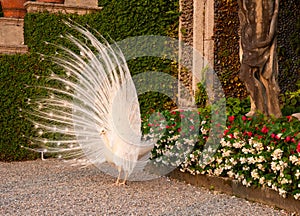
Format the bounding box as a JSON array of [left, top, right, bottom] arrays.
[[0, 18, 28, 55], [24, 1, 102, 15]]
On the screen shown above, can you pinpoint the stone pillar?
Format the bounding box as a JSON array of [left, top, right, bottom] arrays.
[[178, 0, 215, 103], [193, 0, 214, 94]]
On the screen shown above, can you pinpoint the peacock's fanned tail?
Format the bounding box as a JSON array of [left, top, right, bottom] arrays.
[[27, 22, 148, 174]]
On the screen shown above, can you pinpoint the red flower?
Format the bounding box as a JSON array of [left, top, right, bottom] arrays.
[[256, 135, 263, 139], [285, 136, 291, 142], [189, 125, 195, 130], [287, 116, 292, 122], [228, 116, 235, 122], [247, 131, 253, 137], [178, 128, 182, 132], [261, 126, 269, 134], [224, 129, 229, 135], [229, 134, 234, 139], [242, 116, 247, 121], [271, 133, 280, 140], [297, 142, 300, 153]]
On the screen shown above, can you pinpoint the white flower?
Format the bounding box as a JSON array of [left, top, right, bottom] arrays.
[[229, 158, 237, 165], [233, 141, 245, 148], [267, 180, 272, 187], [257, 156, 266, 163], [257, 164, 265, 171], [222, 150, 232, 157], [295, 170, 300, 179], [267, 146, 274, 152], [243, 166, 250, 171], [289, 155, 298, 164], [247, 157, 256, 164], [214, 167, 223, 176], [220, 138, 231, 147], [183, 138, 195, 145], [233, 132, 239, 138], [216, 157, 223, 164], [200, 127, 208, 135], [272, 184, 278, 191], [242, 179, 251, 187], [240, 157, 247, 164], [280, 178, 289, 185], [271, 149, 283, 160], [253, 141, 263, 152], [278, 188, 287, 198], [259, 177, 265, 185], [224, 164, 232, 170], [242, 147, 250, 154], [271, 161, 280, 172], [235, 173, 245, 181], [227, 170, 235, 178], [251, 169, 259, 180], [294, 193, 300, 200]]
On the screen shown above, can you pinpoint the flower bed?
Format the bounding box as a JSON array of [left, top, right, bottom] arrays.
[[143, 109, 300, 200]]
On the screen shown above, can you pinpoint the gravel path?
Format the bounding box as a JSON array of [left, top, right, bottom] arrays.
[[0, 159, 295, 215]]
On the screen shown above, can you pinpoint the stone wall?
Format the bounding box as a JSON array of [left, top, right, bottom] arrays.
[[277, 0, 300, 93]]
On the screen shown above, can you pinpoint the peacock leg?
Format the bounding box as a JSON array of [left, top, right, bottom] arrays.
[[115, 166, 122, 185], [119, 171, 128, 186]]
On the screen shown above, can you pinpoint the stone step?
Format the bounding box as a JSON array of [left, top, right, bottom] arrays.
[[0, 44, 28, 55]]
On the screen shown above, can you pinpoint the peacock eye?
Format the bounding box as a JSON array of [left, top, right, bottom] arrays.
[[99, 128, 105, 134]]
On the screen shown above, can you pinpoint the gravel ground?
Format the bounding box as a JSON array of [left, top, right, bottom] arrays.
[[0, 159, 296, 215]]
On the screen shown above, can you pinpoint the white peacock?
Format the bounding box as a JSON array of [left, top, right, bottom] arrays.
[[27, 23, 156, 185]]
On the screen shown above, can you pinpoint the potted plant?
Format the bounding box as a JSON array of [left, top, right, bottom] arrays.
[[0, 0, 27, 18], [36, 0, 64, 3]]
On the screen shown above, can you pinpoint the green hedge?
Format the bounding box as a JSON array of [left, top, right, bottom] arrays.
[[0, 54, 49, 161], [0, 0, 179, 161]]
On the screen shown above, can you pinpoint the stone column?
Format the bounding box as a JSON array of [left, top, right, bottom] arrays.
[[193, 0, 215, 93]]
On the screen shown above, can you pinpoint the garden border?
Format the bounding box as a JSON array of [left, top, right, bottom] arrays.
[[168, 169, 300, 214]]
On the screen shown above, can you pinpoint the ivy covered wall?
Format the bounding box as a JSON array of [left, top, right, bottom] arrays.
[[214, 0, 300, 98], [0, 0, 180, 161]]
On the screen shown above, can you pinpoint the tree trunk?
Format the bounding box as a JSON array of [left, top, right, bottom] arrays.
[[238, 0, 282, 118]]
